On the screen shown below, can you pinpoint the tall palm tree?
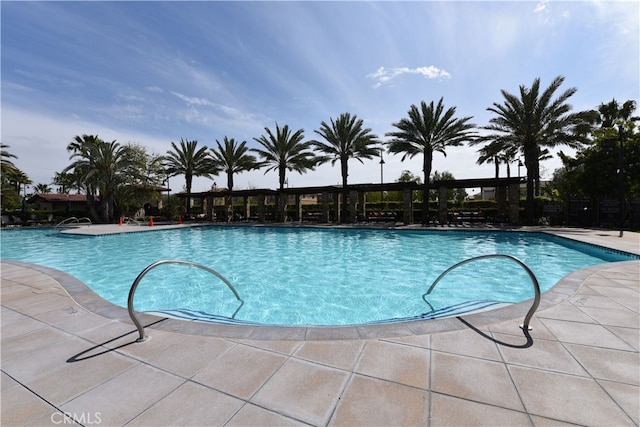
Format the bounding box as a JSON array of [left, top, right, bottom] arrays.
[[1, 144, 17, 173], [483, 76, 589, 224], [210, 136, 259, 221], [64, 135, 134, 222], [34, 183, 52, 193], [253, 123, 317, 221], [311, 112, 380, 222], [164, 139, 217, 217], [386, 98, 475, 224]]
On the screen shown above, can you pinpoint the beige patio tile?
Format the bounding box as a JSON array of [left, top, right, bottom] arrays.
[[430, 393, 530, 426], [227, 403, 307, 426], [508, 365, 635, 426], [239, 339, 303, 355], [535, 303, 597, 323], [540, 318, 635, 350], [4, 337, 97, 386], [1, 314, 44, 340], [1, 327, 72, 361], [564, 343, 640, 386], [0, 384, 62, 426], [329, 374, 429, 426], [145, 335, 235, 378], [294, 339, 365, 370], [430, 328, 502, 360], [597, 380, 640, 425], [576, 305, 640, 328], [494, 333, 589, 376], [251, 358, 350, 426], [192, 343, 287, 399], [530, 415, 583, 426], [570, 293, 629, 310], [382, 332, 431, 348], [1, 372, 19, 392], [488, 316, 557, 341], [606, 325, 640, 351], [354, 340, 429, 389], [431, 351, 524, 411], [59, 363, 184, 426], [28, 350, 137, 406], [127, 381, 243, 426]]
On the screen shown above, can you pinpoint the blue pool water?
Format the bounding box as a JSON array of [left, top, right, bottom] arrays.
[[0, 226, 635, 325]]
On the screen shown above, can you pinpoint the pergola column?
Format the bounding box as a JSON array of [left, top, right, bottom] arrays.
[[322, 192, 330, 223], [356, 191, 367, 219], [205, 196, 214, 221], [403, 189, 413, 225], [438, 186, 448, 224], [257, 194, 265, 223], [295, 194, 302, 222], [508, 183, 520, 225], [349, 191, 361, 222]]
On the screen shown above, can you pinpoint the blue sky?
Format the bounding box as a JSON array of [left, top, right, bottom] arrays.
[[2, 1, 638, 194]]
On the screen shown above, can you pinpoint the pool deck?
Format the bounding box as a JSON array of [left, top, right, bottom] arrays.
[[1, 226, 639, 426]]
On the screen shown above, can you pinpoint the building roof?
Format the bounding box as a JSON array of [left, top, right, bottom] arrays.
[[27, 193, 95, 203]]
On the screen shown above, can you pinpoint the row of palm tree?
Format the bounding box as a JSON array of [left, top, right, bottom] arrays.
[[7, 75, 622, 224]]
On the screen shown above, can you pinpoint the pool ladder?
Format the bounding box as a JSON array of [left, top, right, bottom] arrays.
[[422, 254, 541, 331], [127, 260, 244, 342], [54, 216, 92, 229]]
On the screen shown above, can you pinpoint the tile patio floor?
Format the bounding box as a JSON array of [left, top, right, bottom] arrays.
[[1, 226, 638, 426]]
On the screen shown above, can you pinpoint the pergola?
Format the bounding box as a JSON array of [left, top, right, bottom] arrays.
[[177, 177, 524, 225]]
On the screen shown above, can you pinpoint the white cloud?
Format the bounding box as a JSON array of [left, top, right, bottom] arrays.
[[145, 86, 164, 93], [171, 92, 216, 107], [367, 66, 451, 88]]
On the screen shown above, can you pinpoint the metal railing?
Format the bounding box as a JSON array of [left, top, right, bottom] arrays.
[[127, 260, 244, 342], [54, 216, 92, 229], [422, 254, 541, 331]]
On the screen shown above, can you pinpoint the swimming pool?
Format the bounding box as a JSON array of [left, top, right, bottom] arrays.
[[1, 226, 636, 326]]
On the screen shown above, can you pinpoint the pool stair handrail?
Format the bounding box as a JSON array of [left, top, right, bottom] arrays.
[[54, 216, 92, 229], [127, 260, 244, 342], [422, 254, 541, 331]]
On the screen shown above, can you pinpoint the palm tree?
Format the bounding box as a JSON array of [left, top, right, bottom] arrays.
[[164, 139, 217, 217], [34, 183, 52, 193], [311, 112, 380, 222], [1, 144, 17, 173], [386, 98, 475, 224], [483, 76, 589, 224], [64, 135, 134, 222], [253, 123, 317, 221], [210, 136, 259, 221]]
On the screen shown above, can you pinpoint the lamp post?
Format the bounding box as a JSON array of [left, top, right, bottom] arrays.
[[517, 159, 523, 178], [379, 149, 385, 201]]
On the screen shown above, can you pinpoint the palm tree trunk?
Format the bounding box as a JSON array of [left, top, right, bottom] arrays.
[[341, 158, 349, 223], [422, 152, 433, 224]]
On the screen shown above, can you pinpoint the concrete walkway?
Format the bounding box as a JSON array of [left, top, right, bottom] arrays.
[[1, 227, 638, 426]]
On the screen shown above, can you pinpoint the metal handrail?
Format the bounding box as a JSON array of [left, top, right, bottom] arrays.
[[422, 254, 541, 331], [127, 260, 244, 342], [54, 216, 92, 229]]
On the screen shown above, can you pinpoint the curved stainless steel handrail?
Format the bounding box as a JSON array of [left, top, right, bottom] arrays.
[[422, 254, 541, 331], [127, 260, 244, 342], [54, 216, 92, 229]]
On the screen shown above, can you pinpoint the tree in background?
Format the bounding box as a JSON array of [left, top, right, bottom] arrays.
[[253, 123, 317, 221], [210, 136, 259, 221], [164, 139, 217, 218], [64, 134, 135, 223], [311, 112, 380, 222], [481, 76, 590, 224], [386, 98, 475, 224]]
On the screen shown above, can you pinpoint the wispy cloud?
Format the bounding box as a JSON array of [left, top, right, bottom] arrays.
[[171, 92, 217, 107], [367, 66, 451, 88]]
